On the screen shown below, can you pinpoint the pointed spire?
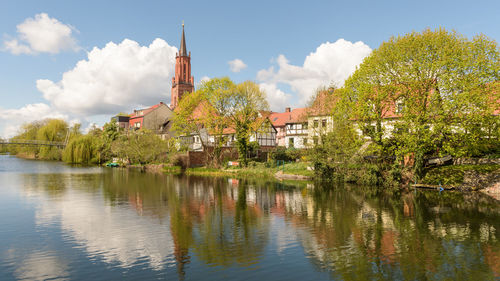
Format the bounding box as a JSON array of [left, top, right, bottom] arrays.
[[179, 22, 187, 56]]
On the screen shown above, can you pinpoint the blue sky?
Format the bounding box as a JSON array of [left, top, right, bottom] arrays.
[[0, 0, 499, 137]]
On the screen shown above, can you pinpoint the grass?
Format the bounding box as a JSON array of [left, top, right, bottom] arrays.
[[164, 160, 314, 180], [278, 161, 314, 177]]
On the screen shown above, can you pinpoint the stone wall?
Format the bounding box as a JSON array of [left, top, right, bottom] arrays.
[[453, 158, 500, 165]]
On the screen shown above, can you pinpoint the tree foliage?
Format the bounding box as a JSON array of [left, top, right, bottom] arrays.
[[173, 77, 269, 167], [230, 81, 269, 166], [342, 28, 500, 179]]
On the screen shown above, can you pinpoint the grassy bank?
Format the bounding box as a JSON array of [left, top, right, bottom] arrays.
[[164, 161, 314, 180]]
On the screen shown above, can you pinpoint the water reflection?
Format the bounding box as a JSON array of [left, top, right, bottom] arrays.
[[1, 157, 500, 280]]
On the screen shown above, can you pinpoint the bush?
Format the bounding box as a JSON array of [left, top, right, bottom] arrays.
[[285, 147, 302, 161], [270, 146, 304, 162]]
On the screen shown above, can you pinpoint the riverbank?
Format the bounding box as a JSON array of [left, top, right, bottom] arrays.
[[420, 164, 500, 191], [162, 161, 314, 181]]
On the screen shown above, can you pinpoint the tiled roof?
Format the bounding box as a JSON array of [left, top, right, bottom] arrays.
[[129, 103, 163, 118], [269, 108, 308, 127]]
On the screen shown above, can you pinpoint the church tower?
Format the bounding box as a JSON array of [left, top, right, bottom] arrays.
[[171, 23, 194, 109]]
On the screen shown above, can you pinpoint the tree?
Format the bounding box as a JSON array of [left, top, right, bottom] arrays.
[[229, 81, 269, 166], [343, 28, 500, 179], [310, 88, 364, 181], [112, 130, 170, 165], [172, 77, 235, 167]]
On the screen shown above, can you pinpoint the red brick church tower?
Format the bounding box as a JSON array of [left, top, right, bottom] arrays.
[[171, 23, 194, 109]]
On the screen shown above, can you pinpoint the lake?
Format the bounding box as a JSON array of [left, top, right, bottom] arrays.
[[1, 154, 499, 280]]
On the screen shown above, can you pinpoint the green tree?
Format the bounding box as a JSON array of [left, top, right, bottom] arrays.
[[310, 89, 363, 181], [112, 129, 170, 165], [343, 28, 500, 179], [172, 77, 235, 167], [37, 119, 68, 160], [62, 134, 97, 164], [230, 81, 269, 167]]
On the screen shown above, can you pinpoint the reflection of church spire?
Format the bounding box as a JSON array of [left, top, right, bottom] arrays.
[[172, 233, 190, 280]]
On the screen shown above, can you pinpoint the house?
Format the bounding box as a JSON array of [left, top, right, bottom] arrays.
[[180, 112, 277, 152], [269, 107, 307, 147], [112, 115, 130, 129], [128, 102, 174, 139], [306, 89, 336, 145], [284, 108, 308, 148]]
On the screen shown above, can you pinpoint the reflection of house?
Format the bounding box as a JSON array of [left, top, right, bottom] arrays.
[[128, 102, 174, 139]]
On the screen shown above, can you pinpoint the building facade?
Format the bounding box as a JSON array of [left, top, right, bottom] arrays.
[[170, 24, 194, 110], [127, 102, 174, 139]]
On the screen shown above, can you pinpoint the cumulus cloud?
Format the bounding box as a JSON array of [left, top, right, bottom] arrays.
[[199, 76, 210, 84], [228, 58, 247, 73], [36, 38, 177, 115], [0, 38, 178, 137], [259, 83, 292, 112], [257, 39, 372, 106], [3, 13, 79, 55], [0, 103, 68, 137]]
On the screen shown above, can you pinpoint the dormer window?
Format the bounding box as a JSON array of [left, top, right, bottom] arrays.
[[395, 99, 404, 114]]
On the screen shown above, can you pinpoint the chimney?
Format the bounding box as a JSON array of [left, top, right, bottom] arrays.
[[285, 107, 291, 112]]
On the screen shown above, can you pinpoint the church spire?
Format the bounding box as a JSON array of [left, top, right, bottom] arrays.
[[171, 22, 194, 110], [179, 22, 187, 56]]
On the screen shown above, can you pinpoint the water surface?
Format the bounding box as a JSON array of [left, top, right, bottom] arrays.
[[1, 155, 499, 280]]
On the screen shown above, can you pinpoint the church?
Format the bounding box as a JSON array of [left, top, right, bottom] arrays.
[[112, 24, 194, 137], [170, 23, 195, 109]]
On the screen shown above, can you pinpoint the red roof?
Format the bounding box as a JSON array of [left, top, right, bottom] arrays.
[[269, 108, 308, 127], [129, 102, 164, 119]]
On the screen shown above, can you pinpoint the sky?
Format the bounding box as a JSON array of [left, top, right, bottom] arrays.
[[0, 0, 499, 137]]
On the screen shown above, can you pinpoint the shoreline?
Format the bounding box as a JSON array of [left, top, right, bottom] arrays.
[[3, 154, 499, 200]]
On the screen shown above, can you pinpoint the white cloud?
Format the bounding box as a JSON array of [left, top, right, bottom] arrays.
[[36, 38, 178, 115], [228, 58, 247, 73], [257, 39, 372, 106], [3, 13, 79, 55], [31, 182, 175, 270], [199, 76, 210, 84], [259, 83, 292, 112], [0, 103, 68, 137], [0, 38, 178, 138]]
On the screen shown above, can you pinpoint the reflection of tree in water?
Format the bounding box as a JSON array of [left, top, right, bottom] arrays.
[[101, 173, 271, 277], [277, 184, 500, 280], [27, 168, 500, 279], [22, 174, 68, 197], [191, 183, 270, 267]]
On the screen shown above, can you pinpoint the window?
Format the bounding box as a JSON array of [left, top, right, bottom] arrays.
[[289, 138, 294, 148], [313, 136, 318, 145], [303, 138, 307, 146], [322, 119, 327, 128], [134, 122, 141, 128], [303, 123, 308, 130], [314, 120, 319, 128], [396, 100, 404, 114]]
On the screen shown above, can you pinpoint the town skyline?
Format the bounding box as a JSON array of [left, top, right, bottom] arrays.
[[1, 0, 499, 137]]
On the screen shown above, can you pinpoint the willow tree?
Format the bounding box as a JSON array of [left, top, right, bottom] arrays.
[[344, 28, 500, 179]]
